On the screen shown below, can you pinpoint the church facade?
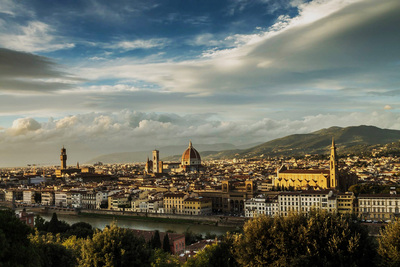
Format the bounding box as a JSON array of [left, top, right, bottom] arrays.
[[274, 139, 339, 190]]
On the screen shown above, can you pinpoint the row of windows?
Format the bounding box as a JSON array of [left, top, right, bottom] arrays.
[[360, 200, 400, 206], [363, 207, 400, 213]]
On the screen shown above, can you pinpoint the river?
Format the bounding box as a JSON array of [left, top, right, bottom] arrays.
[[38, 213, 238, 236]]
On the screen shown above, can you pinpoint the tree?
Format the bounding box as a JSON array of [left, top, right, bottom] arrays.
[[80, 223, 152, 267], [66, 222, 94, 239], [151, 248, 180, 267], [0, 209, 40, 266], [62, 235, 85, 264], [47, 212, 70, 234], [377, 219, 400, 266], [35, 214, 48, 232], [184, 228, 202, 245], [233, 211, 375, 266], [185, 238, 238, 267], [150, 230, 162, 249], [29, 230, 76, 267], [163, 233, 171, 253]]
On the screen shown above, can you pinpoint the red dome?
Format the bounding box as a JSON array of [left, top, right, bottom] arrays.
[[181, 141, 201, 165]]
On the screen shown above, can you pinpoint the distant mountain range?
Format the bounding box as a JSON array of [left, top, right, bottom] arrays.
[[85, 142, 262, 164], [86, 125, 400, 163], [200, 125, 400, 160]]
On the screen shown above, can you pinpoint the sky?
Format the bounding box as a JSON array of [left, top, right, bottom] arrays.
[[0, 0, 400, 167]]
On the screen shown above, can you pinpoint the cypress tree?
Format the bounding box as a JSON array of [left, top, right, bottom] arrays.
[[162, 233, 171, 253], [152, 230, 162, 249]]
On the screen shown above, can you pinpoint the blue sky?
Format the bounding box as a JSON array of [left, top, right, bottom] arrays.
[[0, 0, 399, 166]]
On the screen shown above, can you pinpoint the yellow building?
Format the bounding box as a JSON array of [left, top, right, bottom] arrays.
[[275, 139, 339, 190], [183, 197, 212, 215], [196, 180, 256, 214], [337, 192, 355, 214], [108, 193, 130, 211], [163, 193, 187, 214]]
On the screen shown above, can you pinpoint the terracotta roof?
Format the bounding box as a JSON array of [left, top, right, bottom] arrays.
[[184, 197, 211, 202], [182, 141, 201, 162], [280, 169, 330, 174], [164, 193, 186, 198], [359, 194, 400, 198]]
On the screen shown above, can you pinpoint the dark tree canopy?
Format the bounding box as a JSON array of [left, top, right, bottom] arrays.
[[233, 211, 375, 267], [80, 223, 152, 267], [163, 233, 171, 253], [185, 238, 238, 267], [377, 219, 400, 267], [0, 209, 39, 267], [150, 230, 162, 249]]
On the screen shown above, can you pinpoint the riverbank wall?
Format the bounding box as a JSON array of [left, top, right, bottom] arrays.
[[80, 209, 246, 227], [6, 201, 245, 227]]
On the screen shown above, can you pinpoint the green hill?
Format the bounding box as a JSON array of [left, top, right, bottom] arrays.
[[202, 125, 400, 159]]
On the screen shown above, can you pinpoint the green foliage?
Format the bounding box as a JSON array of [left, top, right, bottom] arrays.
[[0, 209, 39, 267], [204, 232, 217, 240], [29, 230, 76, 267], [35, 214, 47, 231], [233, 212, 375, 267], [185, 238, 238, 267], [377, 219, 400, 266], [163, 233, 171, 253], [348, 184, 399, 196], [150, 230, 162, 249], [151, 248, 181, 267], [47, 212, 70, 234], [184, 228, 203, 245], [66, 222, 94, 239], [80, 223, 152, 267], [62, 235, 85, 263]]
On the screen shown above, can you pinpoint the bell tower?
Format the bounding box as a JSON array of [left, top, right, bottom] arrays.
[[152, 150, 159, 174], [60, 146, 67, 170], [329, 138, 338, 188]]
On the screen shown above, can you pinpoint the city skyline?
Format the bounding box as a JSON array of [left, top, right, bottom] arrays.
[[0, 0, 400, 166]]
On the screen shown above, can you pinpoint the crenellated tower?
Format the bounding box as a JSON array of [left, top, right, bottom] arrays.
[[60, 146, 67, 170]]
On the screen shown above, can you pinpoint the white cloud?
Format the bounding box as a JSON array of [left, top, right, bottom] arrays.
[[7, 117, 41, 136], [77, 0, 400, 100], [0, 21, 74, 52], [1, 109, 400, 166], [105, 38, 168, 51]]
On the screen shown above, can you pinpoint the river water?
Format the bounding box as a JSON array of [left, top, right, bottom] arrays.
[[39, 213, 238, 236]]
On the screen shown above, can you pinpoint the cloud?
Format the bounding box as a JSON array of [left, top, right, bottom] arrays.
[[1, 109, 400, 166], [0, 48, 82, 93], [384, 105, 393, 110], [0, 21, 74, 52], [0, 0, 33, 16], [105, 38, 168, 51], [7, 117, 41, 136], [76, 0, 400, 102]]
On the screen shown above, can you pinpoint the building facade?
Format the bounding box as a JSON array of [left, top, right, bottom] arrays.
[[275, 139, 340, 190], [358, 193, 400, 221]]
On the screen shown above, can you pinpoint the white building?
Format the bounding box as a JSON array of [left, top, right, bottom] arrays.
[[54, 191, 68, 207], [70, 191, 83, 208], [244, 195, 279, 218], [23, 190, 35, 204], [359, 193, 400, 221], [41, 191, 54, 206]]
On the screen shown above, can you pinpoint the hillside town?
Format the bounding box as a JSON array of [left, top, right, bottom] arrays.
[[1, 140, 400, 223]]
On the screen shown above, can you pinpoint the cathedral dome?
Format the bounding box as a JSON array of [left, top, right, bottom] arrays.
[[181, 141, 201, 166]]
